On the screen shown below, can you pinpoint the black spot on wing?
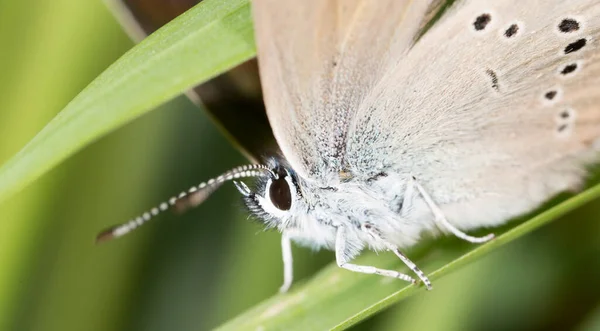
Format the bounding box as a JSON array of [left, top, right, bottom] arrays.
[[560, 63, 578, 75], [558, 18, 580, 33], [504, 24, 519, 38], [473, 13, 491, 31], [564, 38, 587, 54], [557, 123, 568, 133], [545, 90, 557, 100], [555, 108, 575, 137], [486, 69, 500, 91]]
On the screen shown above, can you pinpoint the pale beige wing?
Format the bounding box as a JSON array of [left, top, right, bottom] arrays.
[[252, 0, 443, 181], [346, 0, 600, 229]]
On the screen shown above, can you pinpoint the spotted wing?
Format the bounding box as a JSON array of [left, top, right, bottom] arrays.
[[346, 0, 600, 229]]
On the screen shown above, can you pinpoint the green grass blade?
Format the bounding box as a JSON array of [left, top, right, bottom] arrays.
[[215, 183, 600, 331], [0, 0, 254, 204]]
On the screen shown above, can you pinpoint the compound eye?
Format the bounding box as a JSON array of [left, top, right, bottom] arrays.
[[269, 176, 292, 210]]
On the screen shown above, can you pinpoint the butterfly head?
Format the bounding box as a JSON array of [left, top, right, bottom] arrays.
[[235, 158, 305, 230], [233, 158, 416, 249]]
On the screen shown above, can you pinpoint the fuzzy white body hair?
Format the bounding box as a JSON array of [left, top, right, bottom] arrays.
[[277, 173, 439, 258]]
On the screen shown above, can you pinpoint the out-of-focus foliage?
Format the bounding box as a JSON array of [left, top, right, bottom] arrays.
[[0, 1, 598, 331], [0, 1, 326, 330], [0, 0, 256, 204]]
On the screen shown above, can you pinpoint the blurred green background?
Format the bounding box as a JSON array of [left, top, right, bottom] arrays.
[[0, 1, 598, 331]]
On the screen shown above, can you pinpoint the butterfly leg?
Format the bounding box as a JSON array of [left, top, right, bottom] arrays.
[[410, 176, 495, 244], [361, 224, 433, 290], [279, 233, 294, 293], [335, 226, 417, 286]]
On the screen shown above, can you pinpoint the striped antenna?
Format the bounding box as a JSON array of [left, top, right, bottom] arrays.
[[96, 164, 272, 243]]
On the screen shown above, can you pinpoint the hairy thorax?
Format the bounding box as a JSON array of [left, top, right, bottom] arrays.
[[279, 172, 436, 256]]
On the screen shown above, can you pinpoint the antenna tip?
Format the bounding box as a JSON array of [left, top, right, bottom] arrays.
[[95, 227, 117, 244]]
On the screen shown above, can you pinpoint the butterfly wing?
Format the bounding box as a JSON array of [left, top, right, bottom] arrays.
[[252, 0, 444, 181], [346, 0, 600, 229]]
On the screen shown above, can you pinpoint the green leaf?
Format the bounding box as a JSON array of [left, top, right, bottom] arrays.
[[215, 183, 600, 331], [0, 0, 255, 204]]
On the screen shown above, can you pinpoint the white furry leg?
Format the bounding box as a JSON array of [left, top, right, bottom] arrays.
[[361, 224, 433, 290], [335, 226, 416, 285], [411, 176, 495, 244], [390, 246, 432, 290], [279, 233, 294, 293]]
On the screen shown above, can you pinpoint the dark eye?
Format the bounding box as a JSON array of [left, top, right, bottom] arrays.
[[269, 176, 292, 210]]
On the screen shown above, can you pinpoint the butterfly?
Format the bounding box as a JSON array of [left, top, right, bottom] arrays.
[[99, 0, 600, 292]]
